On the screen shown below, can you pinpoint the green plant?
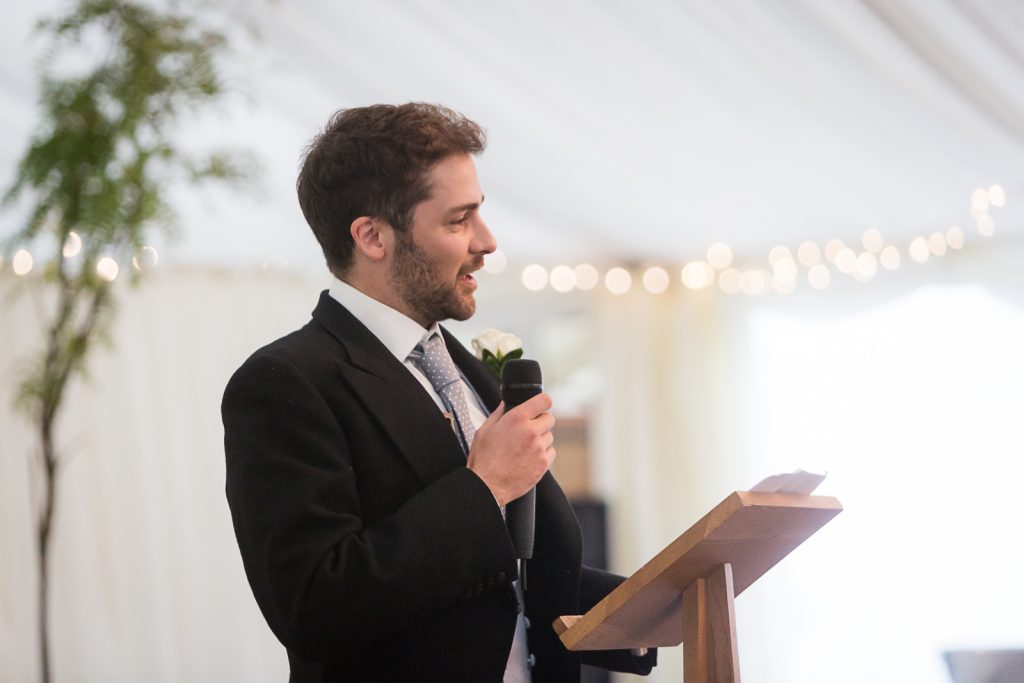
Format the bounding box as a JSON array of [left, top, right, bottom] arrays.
[[3, 2, 249, 680]]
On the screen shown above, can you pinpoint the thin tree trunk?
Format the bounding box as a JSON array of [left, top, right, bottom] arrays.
[[34, 280, 104, 683], [37, 309, 63, 683], [38, 437, 54, 683]]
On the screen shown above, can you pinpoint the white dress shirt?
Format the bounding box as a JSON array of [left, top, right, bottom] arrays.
[[328, 278, 532, 683]]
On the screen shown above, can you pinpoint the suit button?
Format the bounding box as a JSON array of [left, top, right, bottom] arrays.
[[527, 653, 536, 668]]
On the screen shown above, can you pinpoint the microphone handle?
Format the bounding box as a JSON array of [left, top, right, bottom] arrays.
[[502, 383, 540, 560]]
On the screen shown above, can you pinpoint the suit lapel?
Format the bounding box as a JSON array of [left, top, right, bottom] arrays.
[[311, 292, 466, 487]]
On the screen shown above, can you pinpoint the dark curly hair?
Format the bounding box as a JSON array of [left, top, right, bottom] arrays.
[[296, 103, 487, 277]]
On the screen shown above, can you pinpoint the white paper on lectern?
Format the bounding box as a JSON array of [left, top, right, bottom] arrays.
[[750, 469, 826, 495]]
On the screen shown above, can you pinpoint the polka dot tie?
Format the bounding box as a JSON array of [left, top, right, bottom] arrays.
[[410, 334, 476, 456]]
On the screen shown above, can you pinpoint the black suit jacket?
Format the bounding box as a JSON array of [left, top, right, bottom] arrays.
[[223, 292, 654, 682]]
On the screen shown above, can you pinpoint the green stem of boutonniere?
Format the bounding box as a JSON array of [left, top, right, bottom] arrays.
[[481, 348, 524, 378]]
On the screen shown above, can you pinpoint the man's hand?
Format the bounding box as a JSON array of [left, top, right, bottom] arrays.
[[467, 393, 556, 506]]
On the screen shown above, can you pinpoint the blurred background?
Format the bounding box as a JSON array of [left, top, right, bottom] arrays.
[[2, 1, 1023, 681]]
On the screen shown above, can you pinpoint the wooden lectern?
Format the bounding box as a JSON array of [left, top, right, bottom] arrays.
[[554, 490, 842, 682]]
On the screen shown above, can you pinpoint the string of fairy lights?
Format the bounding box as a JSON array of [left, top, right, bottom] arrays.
[[0, 185, 1006, 291], [1, 235, 159, 281], [484, 184, 1008, 296]]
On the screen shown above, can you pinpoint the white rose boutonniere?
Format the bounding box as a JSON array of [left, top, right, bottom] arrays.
[[472, 328, 524, 377]]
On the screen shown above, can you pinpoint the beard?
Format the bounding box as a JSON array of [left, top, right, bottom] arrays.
[[390, 231, 480, 325]]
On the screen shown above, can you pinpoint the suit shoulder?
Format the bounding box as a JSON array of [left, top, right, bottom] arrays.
[[226, 319, 341, 392]]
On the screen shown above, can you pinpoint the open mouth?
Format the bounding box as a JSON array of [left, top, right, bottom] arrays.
[[459, 259, 484, 289]]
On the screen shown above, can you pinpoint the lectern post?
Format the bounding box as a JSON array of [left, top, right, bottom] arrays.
[[553, 491, 842, 682], [682, 562, 739, 681]]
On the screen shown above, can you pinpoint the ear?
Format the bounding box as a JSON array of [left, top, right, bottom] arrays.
[[349, 216, 393, 263]]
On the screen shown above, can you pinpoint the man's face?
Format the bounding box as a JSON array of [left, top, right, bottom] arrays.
[[389, 154, 496, 327]]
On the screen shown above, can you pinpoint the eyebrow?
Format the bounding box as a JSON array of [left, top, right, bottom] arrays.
[[446, 195, 485, 216]]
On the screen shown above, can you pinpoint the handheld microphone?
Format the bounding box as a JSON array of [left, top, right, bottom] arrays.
[[501, 359, 542, 561]]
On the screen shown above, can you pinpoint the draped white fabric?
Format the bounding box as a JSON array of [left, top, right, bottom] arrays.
[[592, 243, 1024, 682], [0, 269, 326, 682], [2, 0, 1023, 266]]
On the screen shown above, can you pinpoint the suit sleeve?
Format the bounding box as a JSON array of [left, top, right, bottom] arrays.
[[222, 352, 517, 662], [578, 566, 658, 675]]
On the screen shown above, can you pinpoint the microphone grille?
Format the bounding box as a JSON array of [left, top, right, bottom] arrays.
[[501, 358, 542, 385]]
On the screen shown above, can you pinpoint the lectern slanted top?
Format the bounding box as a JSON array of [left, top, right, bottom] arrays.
[[554, 490, 842, 651]]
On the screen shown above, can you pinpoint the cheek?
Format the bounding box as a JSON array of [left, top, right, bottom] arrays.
[[441, 239, 472, 268]]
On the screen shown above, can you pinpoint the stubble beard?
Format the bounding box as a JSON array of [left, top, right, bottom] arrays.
[[390, 231, 478, 326]]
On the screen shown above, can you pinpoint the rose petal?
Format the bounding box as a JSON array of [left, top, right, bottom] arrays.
[[472, 328, 504, 355], [497, 334, 523, 356]]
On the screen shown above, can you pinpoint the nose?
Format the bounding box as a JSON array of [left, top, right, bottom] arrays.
[[472, 216, 497, 255]]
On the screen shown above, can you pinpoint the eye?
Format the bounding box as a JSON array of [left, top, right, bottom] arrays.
[[452, 214, 470, 225]]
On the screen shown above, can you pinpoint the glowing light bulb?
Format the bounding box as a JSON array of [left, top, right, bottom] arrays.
[[521, 264, 548, 291], [928, 232, 947, 256], [13, 249, 33, 276], [879, 245, 901, 270], [971, 188, 990, 213], [63, 232, 82, 258], [96, 256, 119, 282], [768, 245, 792, 267], [862, 228, 884, 253], [573, 263, 599, 290], [909, 237, 930, 263], [808, 264, 831, 290], [824, 239, 846, 262], [483, 249, 507, 274], [835, 248, 857, 274], [605, 267, 632, 295], [853, 252, 878, 282], [641, 266, 669, 294], [707, 243, 733, 269], [772, 256, 798, 283], [132, 245, 159, 271], [988, 184, 1006, 207], [797, 241, 821, 266], [946, 226, 964, 250], [681, 261, 714, 289], [549, 265, 576, 293], [718, 268, 742, 294]]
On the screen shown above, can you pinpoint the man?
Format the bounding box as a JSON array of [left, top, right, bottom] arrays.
[[223, 103, 655, 682]]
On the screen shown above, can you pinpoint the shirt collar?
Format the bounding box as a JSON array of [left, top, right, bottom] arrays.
[[328, 277, 442, 362]]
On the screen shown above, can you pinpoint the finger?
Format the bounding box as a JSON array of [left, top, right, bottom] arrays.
[[532, 412, 555, 432], [485, 401, 506, 423], [510, 392, 553, 418]]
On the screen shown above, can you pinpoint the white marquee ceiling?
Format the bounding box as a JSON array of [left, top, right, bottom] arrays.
[[2, 0, 1023, 272]]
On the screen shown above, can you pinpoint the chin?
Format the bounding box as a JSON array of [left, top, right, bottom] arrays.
[[446, 296, 476, 322]]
